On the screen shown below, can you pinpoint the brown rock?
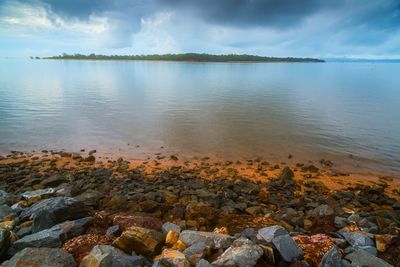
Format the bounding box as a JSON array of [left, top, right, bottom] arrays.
[[155, 249, 190, 267], [166, 230, 180, 246], [375, 234, 396, 253], [112, 214, 163, 231], [112, 226, 163, 256], [62, 234, 114, 265]]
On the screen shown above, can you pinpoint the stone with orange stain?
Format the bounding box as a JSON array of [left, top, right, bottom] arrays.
[[154, 249, 190, 267], [172, 240, 187, 251], [166, 230, 180, 246], [62, 234, 114, 264], [112, 226, 163, 256], [293, 234, 335, 267], [112, 214, 163, 231]]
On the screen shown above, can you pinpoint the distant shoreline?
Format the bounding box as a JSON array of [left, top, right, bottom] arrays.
[[41, 53, 325, 63]]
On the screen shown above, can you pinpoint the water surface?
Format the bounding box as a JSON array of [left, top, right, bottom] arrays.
[[0, 59, 399, 174]]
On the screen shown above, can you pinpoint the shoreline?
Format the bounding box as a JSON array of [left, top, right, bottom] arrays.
[[0, 150, 399, 266]]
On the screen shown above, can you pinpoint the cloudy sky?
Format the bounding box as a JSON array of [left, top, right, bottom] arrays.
[[0, 0, 399, 58]]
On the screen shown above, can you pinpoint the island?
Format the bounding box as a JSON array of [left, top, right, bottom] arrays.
[[43, 53, 325, 63]]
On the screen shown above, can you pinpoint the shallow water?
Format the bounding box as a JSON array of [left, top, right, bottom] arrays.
[[0, 59, 399, 173]]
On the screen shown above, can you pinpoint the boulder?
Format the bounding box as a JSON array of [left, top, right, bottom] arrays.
[[21, 188, 55, 204], [80, 245, 145, 267], [2, 247, 76, 267], [0, 229, 10, 259], [338, 230, 375, 247], [179, 230, 234, 249], [162, 222, 181, 234], [345, 248, 393, 267], [258, 225, 288, 242], [155, 249, 190, 267], [0, 191, 15, 206], [112, 226, 163, 256], [319, 246, 344, 267], [19, 197, 89, 233], [0, 205, 16, 221], [272, 234, 303, 263], [183, 242, 207, 266], [196, 259, 212, 267], [212, 238, 263, 267], [9, 217, 92, 255]]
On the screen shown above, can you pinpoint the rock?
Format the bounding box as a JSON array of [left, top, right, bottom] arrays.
[[75, 190, 103, 208], [311, 205, 334, 217], [319, 246, 344, 267], [166, 231, 180, 246], [112, 226, 163, 256], [112, 214, 163, 231], [258, 225, 288, 242], [40, 175, 69, 188], [279, 166, 294, 179], [345, 248, 393, 267], [338, 230, 374, 247], [0, 229, 10, 259], [0, 191, 14, 206], [2, 247, 76, 267], [162, 222, 181, 234], [293, 234, 335, 266], [179, 230, 234, 250], [19, 197, 89, 233], [155, 249, 190, 267], [21, 188, 56, 204], [212, 237, 263, 267], [106, 225, 121, 237], [183, 242, 207, 266], [63, 234, 114, 264], [0, 205, 16, 221], [0, 220, 14, 231], [272, 234, 304, 263], [196, 259, 212, 267], [80, 245, 145, 267], [9, 217, 92, 255], [375, 234, 396, 253], [334, 217, 348, 228]]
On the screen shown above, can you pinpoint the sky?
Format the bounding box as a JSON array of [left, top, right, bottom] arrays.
[[0, 0, 399, 58]]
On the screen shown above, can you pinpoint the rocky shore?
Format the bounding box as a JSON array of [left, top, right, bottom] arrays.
[[0, 150, 399, 266]]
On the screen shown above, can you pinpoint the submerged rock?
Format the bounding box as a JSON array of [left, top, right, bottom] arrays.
[[179, 230, 234, 250], [3, 247, 76, 267], [212, 237, 263, 267], [80, 245, 145, 267]]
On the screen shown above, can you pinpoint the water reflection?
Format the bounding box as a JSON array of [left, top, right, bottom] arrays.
[[0, 59, 399, 173]]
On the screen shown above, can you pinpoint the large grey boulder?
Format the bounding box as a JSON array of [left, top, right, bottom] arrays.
[[338, 230, 375, 247], [319, 246, 346, 267], [345, 248, 393, 267], [0, 205, 16, 221], [212, 238, 263, 267], [179, 230, 234, 249], [19, 197, 89, 233], [3, 247, 76, 267], [80, 245, 145, 267], [272, 234, 303, 263], [183, 242, 207, 266], [9, 217, 92, 255], [258, 225, 288, 242]]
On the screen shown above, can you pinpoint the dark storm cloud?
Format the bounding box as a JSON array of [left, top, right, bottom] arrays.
[[158, 0, 340, 28]]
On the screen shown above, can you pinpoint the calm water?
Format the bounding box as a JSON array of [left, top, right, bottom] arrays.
[[0, 59, 399, 174]]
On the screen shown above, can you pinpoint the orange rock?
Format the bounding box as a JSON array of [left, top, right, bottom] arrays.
[[166, 230, 180, 246], [172, 240, 187, 251], [155, 249, 190, 267], [293, 234, 336, 267], [62, 234, 114, 265]]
